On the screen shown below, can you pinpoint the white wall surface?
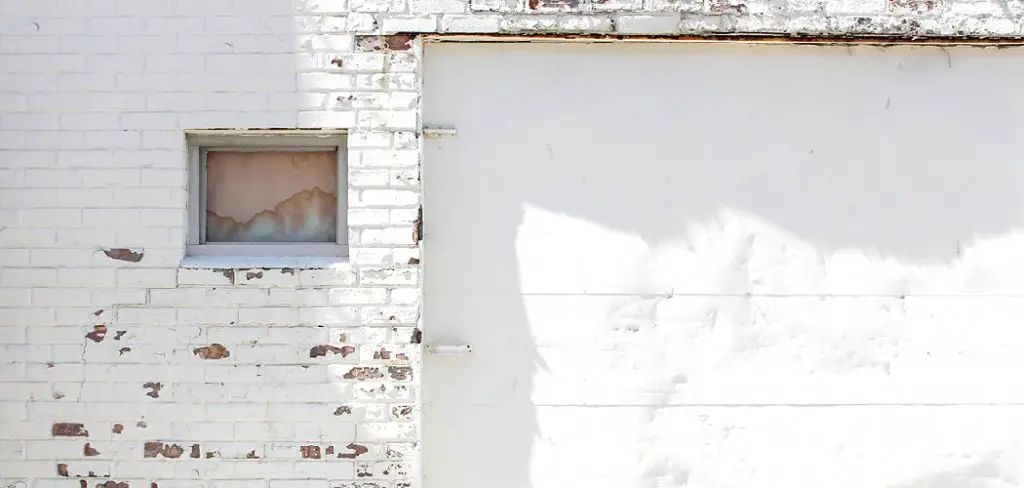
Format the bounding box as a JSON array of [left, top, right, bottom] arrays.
[[422, 42, 1024, 488], [1, 0, 1023, 486]]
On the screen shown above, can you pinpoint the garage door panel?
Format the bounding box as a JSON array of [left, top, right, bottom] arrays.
[[425, 404, 1024, 488], [422, 42, 1024, 488], [424, 43, 1024, 296]]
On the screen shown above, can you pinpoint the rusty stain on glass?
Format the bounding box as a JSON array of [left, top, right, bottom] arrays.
[[205, 151, 337, 242]]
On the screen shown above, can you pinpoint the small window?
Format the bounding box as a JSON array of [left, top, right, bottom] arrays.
[[186, 131, 348, 257]]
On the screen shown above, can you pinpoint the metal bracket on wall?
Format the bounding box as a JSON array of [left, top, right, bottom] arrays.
[[423, 127, 457, 139], [424, 344, 473, 356]]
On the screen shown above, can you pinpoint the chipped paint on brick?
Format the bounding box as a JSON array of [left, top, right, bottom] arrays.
[[190, 444, 200, 458], [52, 423, 88, 437], [335, 405, 353, 415], [310, 344, 356, 358], [97, 482, 129, 488], [102, 248, 143, 263], [142, 382, 162, 398], [84, 443, 100, 456], [356, 34, 415, 51], [341, 443, 370, 459], [118, 347, 131, 355], [214, 268, 236, 284], [343, 367, 384, 381], [85, 325, 108, 343], [391, 405, 414, 420], [112, 424, 123, 434], [113, 330, 126, 340], [193, 343, 230, 360], [56, 464, 69, 477], [388, 366, 412, 381], [245, 450, 258, 459], [144, 442, 186, 459], [300, 445, 321, 459]]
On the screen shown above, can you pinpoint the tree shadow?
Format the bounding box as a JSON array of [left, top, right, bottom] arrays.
[[422, 41, 1024, 488]]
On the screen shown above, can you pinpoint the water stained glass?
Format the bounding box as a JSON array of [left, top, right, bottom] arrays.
[[205, 150, 338, 243]]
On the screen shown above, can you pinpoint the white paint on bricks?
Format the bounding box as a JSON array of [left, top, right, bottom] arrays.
[[423, 42, 1024, 488]]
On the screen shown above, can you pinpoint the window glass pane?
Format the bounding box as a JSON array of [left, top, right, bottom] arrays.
[[205, 150, 338, 243]]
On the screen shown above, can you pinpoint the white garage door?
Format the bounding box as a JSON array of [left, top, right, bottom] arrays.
[[421, 42, 1024, 488]]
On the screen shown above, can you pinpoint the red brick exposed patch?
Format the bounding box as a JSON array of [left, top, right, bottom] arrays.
[[190, 444, 200, 458], [709, 0, 747, 13], [354, 34, 415, 51], [326, 446, 335, 455], [889, 0, 937, 11], [528, 0, 581, 9], [85, 325, 108, 343], [102, 248, 143, 263], [300, 445, 321, 459], [388, 366, 412, 381], [214, 268, 236, 284], [84, 443, 100, 456], [52, 423, 89, 437], [98, 482, 129, 488], [57, 463, 69, 477], [310, 345, 355, 358], [142, 382, 162, 398], [193, 344, 230, 360], [373, 348, 391, 360], [112, 424, 123, 434], [343, 367, 384, 381], [392, 405, 414, 420], [340, 443, 369, 459], [80, 480, 88, 488], [334, 405, 352, 416], [144, 442, 185, 459], [407, 257, 420, 265], [245, 450, 259, 459]]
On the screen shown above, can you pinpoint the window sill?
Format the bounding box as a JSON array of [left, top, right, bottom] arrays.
[[179, 255, 350, 270]]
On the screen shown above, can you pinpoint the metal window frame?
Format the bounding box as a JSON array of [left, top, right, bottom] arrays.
[[185, 130, 348, 258]]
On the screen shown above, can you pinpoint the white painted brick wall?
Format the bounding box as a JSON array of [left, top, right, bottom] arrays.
[[0, 0, 1017, 486]]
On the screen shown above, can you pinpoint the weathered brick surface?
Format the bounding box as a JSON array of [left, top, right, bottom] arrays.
[[0, 0, 1016, 486]]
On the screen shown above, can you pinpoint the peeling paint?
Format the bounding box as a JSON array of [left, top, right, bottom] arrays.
[[340, 443, 370, 459], [388, 366, 412, 381], [85, 325, 108, 343], [102, 248, 143, 263], [97, 482, 129, 488], [310, 344, 356, 358], [142, 382, 162, 398], [193, 343, 230, 360], [113, 330, 126, 340], [52, 423, 88, 437], [112, 424, 123, 434], [334, 405, 353, 415], [144, 442, 185, 459], [118, 347, 131, 356], [56, 464, 68, 477], [245, 450, 258, 459], [190, 444, 200, 458], [83, 443, 100, 457], [300, 445, 321, 459], [343, 367, 384, 381], [214, 268, 236, 284], [244, 270, 263, 280]]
